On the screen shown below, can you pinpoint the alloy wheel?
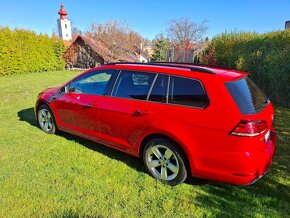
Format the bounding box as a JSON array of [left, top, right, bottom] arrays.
[[146, 144, 180, 181], [38, 108, 54, 132]]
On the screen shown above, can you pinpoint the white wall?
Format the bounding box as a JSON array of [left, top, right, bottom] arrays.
[[139, 54, 148, 63], [57, 19, 72, 41]]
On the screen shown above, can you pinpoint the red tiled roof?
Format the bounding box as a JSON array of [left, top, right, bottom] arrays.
[[63, 40, 72, 47], [65, 35, 138, 62]]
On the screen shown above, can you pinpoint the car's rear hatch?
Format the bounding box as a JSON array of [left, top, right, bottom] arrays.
[[225, 76, 276, 182], [225, 76, 274, 137]]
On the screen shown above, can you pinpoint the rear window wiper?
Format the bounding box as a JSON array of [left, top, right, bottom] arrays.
[[263, 98, 270, 106]]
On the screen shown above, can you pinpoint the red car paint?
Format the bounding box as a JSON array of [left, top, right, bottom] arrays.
[[35, 63, 276, 185]]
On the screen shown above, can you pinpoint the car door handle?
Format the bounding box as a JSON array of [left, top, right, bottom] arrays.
[[132, 110, 152, 116], [84, 102, 99, 108]]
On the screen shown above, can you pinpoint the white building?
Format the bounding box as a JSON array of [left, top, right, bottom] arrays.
[[57, 5, 72, 41], [136, 43, 149, 62]]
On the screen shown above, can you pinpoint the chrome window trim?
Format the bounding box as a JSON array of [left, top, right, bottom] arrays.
[[166, 76, 170, 104], [104, 68, 210, 110], [109, 70, 121, 96], [146, 74, 158, 101]]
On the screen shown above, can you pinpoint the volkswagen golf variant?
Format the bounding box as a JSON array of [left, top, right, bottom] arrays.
[[35, 62, 276, 185]]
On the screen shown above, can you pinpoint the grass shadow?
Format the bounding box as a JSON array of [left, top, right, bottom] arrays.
[[17, 107, 145, 174], [17, 107, 38, 127], [17, 107, 290, 216], [191, 106, 290, 216]]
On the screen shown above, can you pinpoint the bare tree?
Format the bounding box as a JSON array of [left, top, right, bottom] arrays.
[[166, 17, 208, 62], [86, 20, 144, 61], [167, 17, 208, 46], [72, 27, 82, 37]]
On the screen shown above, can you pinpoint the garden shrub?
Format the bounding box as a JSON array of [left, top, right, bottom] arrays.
[[200, 30, 290, 107], [0, 27, 65, 76]]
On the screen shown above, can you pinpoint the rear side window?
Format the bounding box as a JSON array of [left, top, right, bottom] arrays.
[[226, 77, 268, 114], [112, 70, 155, 100], [169, 76, 208, 108], [148, 74, 168, 103]]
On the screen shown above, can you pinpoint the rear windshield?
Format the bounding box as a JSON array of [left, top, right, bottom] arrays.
[[225, 77, 268, 114]]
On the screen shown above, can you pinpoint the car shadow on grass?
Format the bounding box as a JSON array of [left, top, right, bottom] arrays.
[[17, 107, 145, 174], [16, 108, 232, 186], [18, 107, 38, 127], [193, 165, 290, 217], [17, 107, 290, 216], [192, 106, 290, 217]]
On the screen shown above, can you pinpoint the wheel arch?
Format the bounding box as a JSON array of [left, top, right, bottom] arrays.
[[36, 101, 58, 128], [138, 133, 192, 174], [36, 101, 49, 118]]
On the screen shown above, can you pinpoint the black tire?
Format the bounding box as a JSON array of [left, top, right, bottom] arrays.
[[37, 104, 57, 134], [143, 138, 188, 186]]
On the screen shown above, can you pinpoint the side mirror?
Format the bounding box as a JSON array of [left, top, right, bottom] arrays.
[[59, 86, 68, 93]]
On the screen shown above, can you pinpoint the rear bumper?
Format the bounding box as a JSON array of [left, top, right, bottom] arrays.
[[245, 130, 276, 185], [192, 130, 277, 185]]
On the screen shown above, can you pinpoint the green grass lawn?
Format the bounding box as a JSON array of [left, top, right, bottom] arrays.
[[0, 71, 289, 217]]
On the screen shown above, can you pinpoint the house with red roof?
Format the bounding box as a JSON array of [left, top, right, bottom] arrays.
[[63, 35, 140, 69], [56, 4, 148, 69]]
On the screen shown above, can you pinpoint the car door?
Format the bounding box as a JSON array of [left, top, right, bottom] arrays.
[[54, 69, 116, 138], [97, 70, 158, 150]]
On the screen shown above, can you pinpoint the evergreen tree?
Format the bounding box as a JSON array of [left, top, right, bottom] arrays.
[[151, 34, 168, 62], [0, 27, 65, 75]]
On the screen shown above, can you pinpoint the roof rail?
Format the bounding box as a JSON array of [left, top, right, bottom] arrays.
[[151, 61, 232, 70], [102, 62, 215, 74]]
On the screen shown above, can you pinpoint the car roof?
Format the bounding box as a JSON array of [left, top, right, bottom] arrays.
[[93, 62, 248, 82]]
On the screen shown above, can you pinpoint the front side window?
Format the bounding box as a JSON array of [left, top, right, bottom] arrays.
[[68, 70, 114, 95], [112, 70, 156, 100], [169, 76, 208, 108]]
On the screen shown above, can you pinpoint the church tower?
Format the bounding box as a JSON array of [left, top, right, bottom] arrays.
[[57, 4, 72, 41]]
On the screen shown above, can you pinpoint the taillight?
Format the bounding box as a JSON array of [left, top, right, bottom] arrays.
[[230, 120, 268, 137]]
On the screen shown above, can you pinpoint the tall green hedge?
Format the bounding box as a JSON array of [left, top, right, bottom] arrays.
[[0, 27, 65, 76], [200, 30, 290, 107]]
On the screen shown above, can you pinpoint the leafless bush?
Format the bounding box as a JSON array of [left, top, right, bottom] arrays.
[[167, 17, 208, 46], [86, 20, 144, 60]]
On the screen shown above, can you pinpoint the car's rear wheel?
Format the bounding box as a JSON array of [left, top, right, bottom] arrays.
[[143, 138, 188, 186], [37, 104, 57, 134]]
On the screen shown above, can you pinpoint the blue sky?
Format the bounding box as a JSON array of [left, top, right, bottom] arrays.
[[0, 0, 289, 39]]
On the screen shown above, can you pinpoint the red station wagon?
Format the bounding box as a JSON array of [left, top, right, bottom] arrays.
[[35, 62, 277, 186]]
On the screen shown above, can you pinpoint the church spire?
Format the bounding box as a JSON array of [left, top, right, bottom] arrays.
[[57, 4, 72, 40], [58, 5, 68, 20]]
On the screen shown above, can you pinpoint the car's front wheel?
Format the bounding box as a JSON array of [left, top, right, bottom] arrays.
[[143, 138, 188, 186], [37, 104, 57, 134]]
